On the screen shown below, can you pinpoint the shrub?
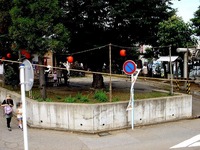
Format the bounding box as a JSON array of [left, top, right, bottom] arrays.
[[80, 95, 89, 103], [4, 65, 19, 88], [64, 95, 76, 103], [36, 98, 43, 102], [75, 92, 82, 100], [56, 95, 62, 99], [94, 90, 108, 102], [45, 98, 53, 102]]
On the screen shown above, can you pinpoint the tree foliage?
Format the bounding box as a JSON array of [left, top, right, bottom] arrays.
[[191, 6, 200, 37], [1, 0, 178, 90], [9, 0, 70, 56], [0, 0, 12, 56], [9, 0, 70, 99], [157, 15, 196, 55], [63, 0, 175, 49], [4, 64, 19, 88], [156, 15, 197, 78], [59, 0, 175, 72]]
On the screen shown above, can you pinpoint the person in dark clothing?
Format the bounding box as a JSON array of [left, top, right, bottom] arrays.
[[44, 67, 49, 85], [1, 94, 14, 131]]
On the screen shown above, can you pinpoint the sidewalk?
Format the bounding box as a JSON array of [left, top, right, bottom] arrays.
[[0, 109, 88, 150]]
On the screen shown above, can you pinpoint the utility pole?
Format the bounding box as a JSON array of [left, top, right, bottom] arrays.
[[169, 46, 173, 95], [109, 43, 112, 102]]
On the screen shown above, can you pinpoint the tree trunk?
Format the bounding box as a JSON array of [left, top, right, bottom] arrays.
[[38, 56, 47, 100], [92, 73, 104, 88]]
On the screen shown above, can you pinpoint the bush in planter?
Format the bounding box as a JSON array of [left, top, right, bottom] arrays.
[[94, 90, 108, 102], [64, 95, 76, 103]]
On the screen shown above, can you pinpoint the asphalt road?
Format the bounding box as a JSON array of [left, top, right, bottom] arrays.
[[1, 111, 200, 150]]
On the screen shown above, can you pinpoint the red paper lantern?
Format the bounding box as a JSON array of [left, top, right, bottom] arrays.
[[67, 56, 74, 63], [120, 49, 126, 57], [6, 53, 11, 58], [21, 49, 27, 55], [25, 52, 31, 59], [21, 49, 31, 59]]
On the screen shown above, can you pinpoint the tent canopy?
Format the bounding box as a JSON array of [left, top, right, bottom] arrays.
[[156, 56, 179, 62]]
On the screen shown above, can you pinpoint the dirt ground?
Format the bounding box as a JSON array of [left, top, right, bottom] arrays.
[[43, 75, 200, 102], [46, 75, 200, 92]]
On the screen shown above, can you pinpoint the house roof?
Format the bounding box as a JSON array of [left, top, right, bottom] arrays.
[[156, 56, 179, 62]]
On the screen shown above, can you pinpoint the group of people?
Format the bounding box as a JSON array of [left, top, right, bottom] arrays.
[[1, 94, 23, 131], [45, 66, 69, 87], [53, 69, 63, 87]]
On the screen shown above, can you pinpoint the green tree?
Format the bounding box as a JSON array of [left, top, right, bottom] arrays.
[[4, 64, 19, 89], [9, 0, 70, 99], [60, 0, 175, 88], [157, 15, 196, 77], [0, 0, 12, 54], [191, 6, 200, 36], [158, 15, 195, 49], [0, 0, 15, 86]]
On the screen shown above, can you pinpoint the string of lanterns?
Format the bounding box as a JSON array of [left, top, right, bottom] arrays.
[[66, 49, 126, 64], [2, 49, 31, 60], [2, 44, 128, 64]]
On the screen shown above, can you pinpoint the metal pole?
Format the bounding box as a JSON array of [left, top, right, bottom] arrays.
[[109, 43, 112, 102], [19, 64, 29, 150], [169, 46, 173, 95], [187, 45, 189, 80], [131, 74, 134, 129]]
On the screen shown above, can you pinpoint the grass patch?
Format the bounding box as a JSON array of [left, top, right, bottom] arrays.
[[26, 88, 171, 103], [0, 83, 173, 103], [94, 90, 108, 102]]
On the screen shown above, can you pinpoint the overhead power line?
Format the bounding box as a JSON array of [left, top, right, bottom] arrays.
[[68, 44, 109, 56], [56, 43, 172, 57]]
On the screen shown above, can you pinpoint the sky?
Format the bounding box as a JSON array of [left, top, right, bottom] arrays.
[[171, 0, 200, 22]]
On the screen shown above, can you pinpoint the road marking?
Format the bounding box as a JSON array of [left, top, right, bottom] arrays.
[[170, 134, 200, 149], [189, 142, 200, 147]]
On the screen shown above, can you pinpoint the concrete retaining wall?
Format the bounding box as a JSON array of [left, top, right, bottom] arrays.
[[0, 87, 192, 133]]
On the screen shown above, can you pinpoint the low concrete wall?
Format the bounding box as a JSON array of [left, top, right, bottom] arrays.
[[0, 87, 192, 133]]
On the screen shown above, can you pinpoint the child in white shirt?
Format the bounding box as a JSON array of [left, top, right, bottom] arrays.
[[16, 102, 23, 130], [53, 71, 58, 87]]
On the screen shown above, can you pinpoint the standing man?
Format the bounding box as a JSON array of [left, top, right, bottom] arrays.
[[57, 66, 62, 85], [1, 94, 14, 131]]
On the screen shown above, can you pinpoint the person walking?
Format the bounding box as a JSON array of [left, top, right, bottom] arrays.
[[16, 102, 23, 130], [53, 70, 58, 87], [57, 67, 62, 85], [1, 94, 14, 131]]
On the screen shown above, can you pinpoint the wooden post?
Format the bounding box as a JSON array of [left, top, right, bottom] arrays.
[[109, 43, 112, 102], [169, 46, 173, 95]]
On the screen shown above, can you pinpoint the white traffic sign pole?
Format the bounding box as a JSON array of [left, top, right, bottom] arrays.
[[131, 74, 134, 129], [126, 69, 141, 130], [19, 64, 29, 150]]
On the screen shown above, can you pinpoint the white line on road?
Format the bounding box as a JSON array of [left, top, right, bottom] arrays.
[[170, 134, 200, 149]]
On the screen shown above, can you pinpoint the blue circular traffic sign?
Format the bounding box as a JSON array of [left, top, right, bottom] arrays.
[[123, 60, 137, 75]]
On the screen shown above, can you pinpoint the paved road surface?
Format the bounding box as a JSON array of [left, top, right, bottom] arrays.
[[1, 110, 200, 150]]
